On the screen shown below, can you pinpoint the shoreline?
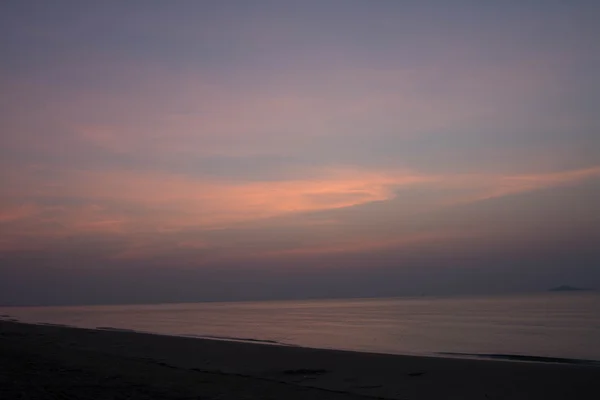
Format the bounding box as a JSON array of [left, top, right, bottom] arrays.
[[4, 316, 599, 367], [1, 320, 599, 399]]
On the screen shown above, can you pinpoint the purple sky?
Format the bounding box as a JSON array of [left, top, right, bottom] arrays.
[[1, 1, 599, 305]]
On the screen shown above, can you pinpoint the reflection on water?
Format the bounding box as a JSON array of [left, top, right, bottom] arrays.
[[2, 292, 599, 361]]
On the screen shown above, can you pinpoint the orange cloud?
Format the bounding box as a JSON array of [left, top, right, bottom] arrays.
[[11, 166, 433, 231], [1, 163, 598, 257], [0, 166, 434, 254], [3, 165, 599, 240]]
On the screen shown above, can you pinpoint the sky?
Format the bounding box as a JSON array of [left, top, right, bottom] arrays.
[[1, 1, 599, 305]]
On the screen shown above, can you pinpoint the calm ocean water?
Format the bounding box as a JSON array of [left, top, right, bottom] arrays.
[[2, 292, 599, 362]]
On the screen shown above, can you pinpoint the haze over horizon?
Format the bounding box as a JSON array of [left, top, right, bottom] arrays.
[[1, 1, 599, 306]]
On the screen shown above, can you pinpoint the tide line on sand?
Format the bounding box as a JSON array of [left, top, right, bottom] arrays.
[[1, 320, 599, 399]]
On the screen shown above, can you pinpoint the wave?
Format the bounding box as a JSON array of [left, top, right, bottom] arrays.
[[438, 352, 600, 366], [96, 326, 140, 333], [39, 323, 71, 327], [94, 326, 292, 347], [181, 333, 292, 346]]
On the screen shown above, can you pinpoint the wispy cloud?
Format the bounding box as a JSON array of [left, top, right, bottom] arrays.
[[3, 166, 432, 228], [449, 166, 600, 204], [0, 203, 39, 223], [1, 3, 598, 265], [2, 162, 598, 259]]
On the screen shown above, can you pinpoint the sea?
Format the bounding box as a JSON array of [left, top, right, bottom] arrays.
[[2, 292, 599, 363]]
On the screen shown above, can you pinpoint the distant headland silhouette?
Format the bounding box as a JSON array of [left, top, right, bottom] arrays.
[[549, 285, 589, 292]]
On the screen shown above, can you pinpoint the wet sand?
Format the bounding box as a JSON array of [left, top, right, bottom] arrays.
[[1, 320, 598, 399]]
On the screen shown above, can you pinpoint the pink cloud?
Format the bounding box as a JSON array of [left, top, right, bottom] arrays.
[[42, 166, 434, 229], [0, 165, 434, 254], [2, 164, 598, 244], [0, 203, 39, 223], [449, 166, 600, 204]]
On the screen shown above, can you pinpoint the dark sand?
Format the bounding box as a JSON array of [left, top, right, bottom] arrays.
[[1, 321, 598, 399]]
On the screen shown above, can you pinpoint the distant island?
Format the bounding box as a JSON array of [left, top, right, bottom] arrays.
[[549, 285, 588, 292]]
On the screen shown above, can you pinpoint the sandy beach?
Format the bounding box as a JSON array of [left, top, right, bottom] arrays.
[[1, 320, 598, 400]]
